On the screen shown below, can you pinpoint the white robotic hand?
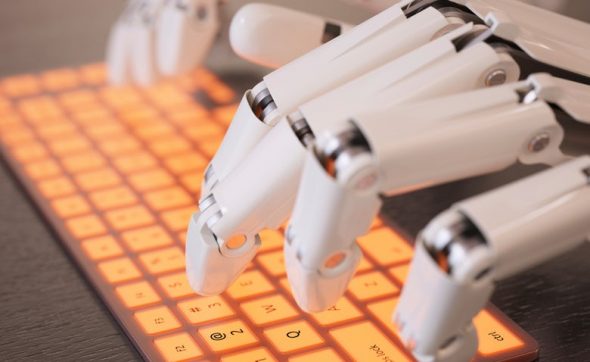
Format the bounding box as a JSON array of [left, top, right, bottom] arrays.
[[106, 0, 220, 85]]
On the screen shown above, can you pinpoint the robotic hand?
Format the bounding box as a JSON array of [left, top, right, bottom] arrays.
[[185, 0, 590, 361]]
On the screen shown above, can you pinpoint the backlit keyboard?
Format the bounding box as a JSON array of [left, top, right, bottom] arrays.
[[0, 64, 538, 361]]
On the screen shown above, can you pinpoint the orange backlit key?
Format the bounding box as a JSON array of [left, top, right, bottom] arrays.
[[66, 215, 107, 239], [221, 347, 277, 362], [177, 296, 234, 325], [163, 152, 207, 175], [198, 320, 258, 353], [367, 298, 401, 339], [389, 264, 410, 284], [134, 122, 175, 140], [105, 205, 154, 231], [241, 294, 298, 326], [179, 173, 201, 194], [148, 135, 192, 157], [40, 68, 79, 91], [113, 151, 157, 174], [226, 270, 274, 300], [330, 321, 411, 362], [157, 272, 195, 299], [75, 168, 121, 191], [98, 257, 141, 283], [357, 256, 373, 273], [199, 140, 221, 157], [139, 247, 185, 275], [100, 86, 143, 109], [144, 186, 192, 211], [10, 142, 48, 162], [58, 89, 97, 109], [370, 218, 384, 230], [121, 225, 173, 252], [474, 310, 524, 356], [348, 272, 399, 301], [98, 136, 140, 157], [290, 348, 343, 362], [36, 122, 77, 140], [259, 229, 284, 253], [128, 168, 175, 192], [160, 206, 194, 231], [154, 333, 204, 362], [263, 320, 323, 354], [1, 74, 40, 97], [81, 235, 124, 260], [48, 137, 90, 156], [79, 63, 107, 85], [357, 228, 413, 266], [184, 123, 223, 143], [37, 176, 76, 198], [89, 185, 138, 211], [60, 151, 105, 173], [309, 297, 362, 327], [51, 195, 91, 218], [134, 306, 181, 335], [24, 159, 61, 180], [257, 251, 285, 277], [116, 280, 161, 308]]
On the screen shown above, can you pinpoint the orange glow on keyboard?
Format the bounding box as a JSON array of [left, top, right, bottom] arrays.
[[0, 64, 537, 361]]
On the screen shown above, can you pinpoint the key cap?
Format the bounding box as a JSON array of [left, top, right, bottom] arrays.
[[105, 205, 154, 231], [116, 280, 161, 308], [289, 348, 343, 362], [25, 159, 61, 180], [40, 68, 79, 91], [263, 320, 324, 354], [198, 320, 258, 353], [139, 247, 185, 275], [157, 272, 195, 299], [66, 214, 107, 239], [163, 152, 207, 175], [60, 151, 105, 173], [79, 63, 106, 85], [257, 251, 285, 277], [98, 136, 140, 157], [98, 257, 141, 284], [113, 151, 157, 174], [128, 168, 175, 193], [121, 225, 173, 252], [154, 333, 204, 362], [48, 137, 91, 156], [309, 297, 362, 327], [11, 142, 48, 162], [356, 256, 373, 273], [37, 176, 76, 199], [227, 270, 274, 300], [81, 235, 124, 260], [75, 168, 121, 191], [148, 135, 192, 157], [367, 298, 401, 340], [221, 347, 277, 362], [144, 186, 192, 211], [389, 264, 410, 284], [330, 321, 411, 362], [357, 228, 413, 266], [89, 185, 138, 211], [1, 75, 40, 97], [160, 206, 195, 231], [134, 306, 182, 335], [51, 195, 91, 218], [179, 173, 202, 194], [178, 295, 234, 325], [259, 229, 284, 253], [473, 310, 524, 356], [241, 294, 298, 326], [348, 272, 399, 302]]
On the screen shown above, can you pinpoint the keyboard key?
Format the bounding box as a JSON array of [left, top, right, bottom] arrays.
[[37, 176, 76, 198], [36, 123, 77, 140], [289, 348, 343, 362], [139, 247, 185, 275], [366, 299, 401, 339], [81, 235, 124, 260], [121, 225, 173, 252], [25, 159, 61, 179], [370, 218, 384, 230], [257, 251, 285, 277], [163, 152, 207, 175], [75, 168, 121, 191], [105, 205, 154, 231], [98, 136, 140, 157], [185, 123, 223, 143], [330, 321, 411, 362], [1, 74, 40, 97], [113, 151, 157, 174], [148, 135, 192, 157], [40, 68, 79, 91], [79, 63, 106, 85], [241, 294, 298, 326], [134, 306, 181, 335], [154, 333, 203, 362], [348, 272, 399, 302], [259, 229, 284, 253], [198, 320, 258, 353], [356, 256, 373, 273], [179, 173, 202, 194], [474, 310, 524, 356], [160, 206, 194, 231], [227, 270, 274, 300], [358, 228, 413, 266], [116, 281, 161, 308], [157, 272, 195, 299], [144, 186, 192, 211], [51, 195, 91, 218], [128, 168, 175, 192], [98, 257, 141, 283], [60, 151, 105, 173], [222, 347, 277, 362], [309, 297, 362, 327], [66, 214, 107, 239], [389, 264, 410, 284], [48, 137, 90, 156], [11, 142, 48, 162], [89, 185, 138, 211], [263, 320, 323, 354], [177, 296, 234, 325]]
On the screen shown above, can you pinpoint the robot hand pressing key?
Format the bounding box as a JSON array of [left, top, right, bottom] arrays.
[[181, 1, 590, 361]]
